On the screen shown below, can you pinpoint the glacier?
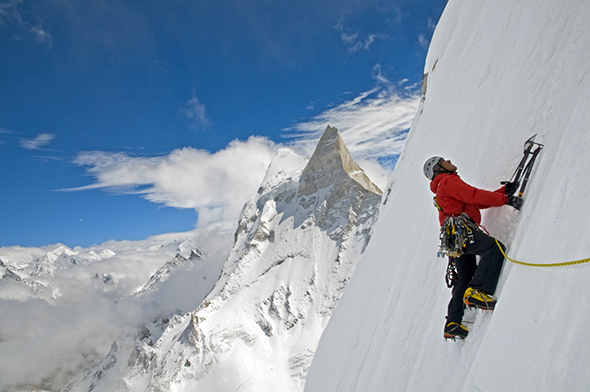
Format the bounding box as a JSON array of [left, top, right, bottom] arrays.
[[305, 1, 590, 391]]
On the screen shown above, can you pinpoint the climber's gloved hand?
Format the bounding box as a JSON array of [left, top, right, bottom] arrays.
[[502, 181, 519, 196], [506, 195, 523, 210]]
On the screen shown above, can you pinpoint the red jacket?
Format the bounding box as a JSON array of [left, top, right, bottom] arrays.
[[430, 172, 508, 226]]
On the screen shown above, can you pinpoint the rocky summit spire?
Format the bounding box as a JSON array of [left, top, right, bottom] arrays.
[[298, 126, 382, 197]]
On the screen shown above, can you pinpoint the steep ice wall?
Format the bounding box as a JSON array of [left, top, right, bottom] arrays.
[[306, 1, 590, 391], [67, 126, 382, 391]]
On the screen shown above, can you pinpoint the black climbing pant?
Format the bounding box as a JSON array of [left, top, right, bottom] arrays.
[[447, 230, 505, 324]]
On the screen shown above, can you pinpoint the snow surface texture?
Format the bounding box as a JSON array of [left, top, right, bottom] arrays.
[[305, 1, 590, 391], [65, 126, 382, 391]]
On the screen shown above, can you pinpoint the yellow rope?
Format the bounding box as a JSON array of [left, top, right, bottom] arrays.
[[495, 238, 590, 267]]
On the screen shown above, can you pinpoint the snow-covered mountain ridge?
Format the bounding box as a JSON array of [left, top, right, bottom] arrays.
[[305, 1, 590, 391], [0, 233, 212, 300], [136, 249, 206, 296], [0, 229, 232, 391], [66, 126, 382, 391]]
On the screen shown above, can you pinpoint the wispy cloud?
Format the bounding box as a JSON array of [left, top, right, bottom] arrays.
[[0, 127, 14, 144], [0, 0, 53, 45], [284, 74, 421, 188], [66, 137, 280, 227], [181, 96, 210, 130], [20, 133, 55, 150], [418, 17, 437, 50], [427, 17, 437, 32], [418, 33, 429, 49], [0, 0, 22, 25], [334, 20, 386, 53], [30, 23, 52, 45], [66, 68, 420, 226]]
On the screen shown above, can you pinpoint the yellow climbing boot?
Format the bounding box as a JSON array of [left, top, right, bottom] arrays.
[[463, 287, 496, 310], [444, 322, 469, 340]]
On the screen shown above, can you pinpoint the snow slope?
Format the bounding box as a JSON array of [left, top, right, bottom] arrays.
[[305, 1, 590, 391]]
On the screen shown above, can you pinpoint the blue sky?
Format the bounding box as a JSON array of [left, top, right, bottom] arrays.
[[0, 0, 445, 248]]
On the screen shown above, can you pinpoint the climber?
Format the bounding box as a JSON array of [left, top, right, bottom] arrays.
[[423, 156, 522, 340]]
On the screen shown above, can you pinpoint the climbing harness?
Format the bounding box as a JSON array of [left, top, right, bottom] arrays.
[[435, 197, 480, 258], [495, 238, 590, 267], [438, 213, 478, 257], [433, 198, 463, 288]]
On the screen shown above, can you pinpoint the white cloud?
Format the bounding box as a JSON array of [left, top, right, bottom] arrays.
[[0, 225, 234, 392], [0, 127, 13, 144], [284, 84, 421, 189], [20, 133, 55, 150], [65, 71, 421, 227], [427, 17, 437, 32], [418, 18, 437, 50], [418, 33, 429, 49], [181, 96, 209, 130], [68, 136, 280, 228], [67, 80, 420, 223], [2, 82, 422, 390], [371, 63, 390, 85], [0, 0, 53, 45], [0, 0, 23, 25], [31, 23, 52, 45], [334, 20, 387, 53]]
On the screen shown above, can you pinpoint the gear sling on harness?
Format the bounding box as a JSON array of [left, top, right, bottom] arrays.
[[434, 197, 481, 288], [434, 197, 480, 258]]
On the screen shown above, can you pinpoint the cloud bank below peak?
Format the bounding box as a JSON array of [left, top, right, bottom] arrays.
[[67, 136, 278, 228]]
